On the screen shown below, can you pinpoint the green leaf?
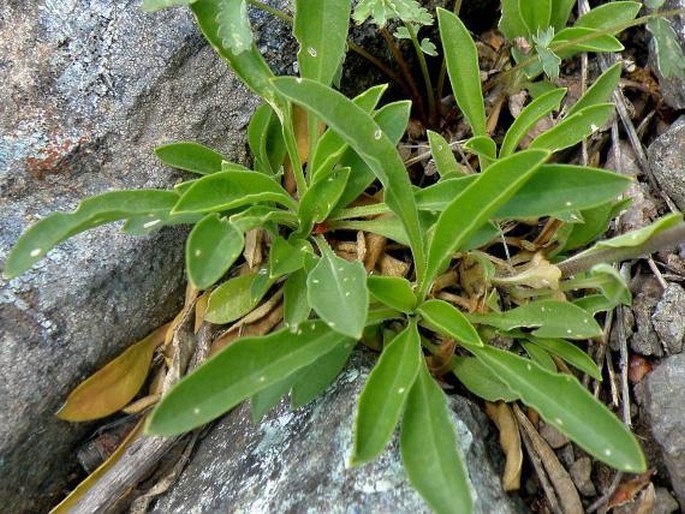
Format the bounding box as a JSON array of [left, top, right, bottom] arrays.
[[427, 130, 464, 178], [529, 104, 615, 153], [519, 0, 551, 34], [121, 211, 203, 235], [272, 77, 425, 278], [147, 321, 353, 435], [307, 244, 368, 339], [142, 0, 196, 12], [500, 88, 567, 157], [566, 263, 632, 306], [294, 0, 351, 86], [438, 8, 486, 137], [575, 2, 641, 32], [205, 271, 273, 324], [172, 170, 296, 214], [353, 0, 433, 27], [4, 190, 179, 279], [549, 0, 576, 31], [154, 142, 229, 175], [186, 214, 244, 290], [248, 103, 286, 174], [216, 0, 253, 55], [291, 338, 356, 408], [417, 299, 483, 349], [466, 300, 602, 339], [298, 167, 350, 235], [521, 341, 557, 372], [567, 62, 622, 117], [251, 376, 295, 422], [573, 294, 618, 315], [309, 84, 387, 180], [499, 0, 530, 39], [552, 27, 624, 56], [423, 150, 549, 289], [556, 201, 623, 253], [367, 276, 416, 313], [269, 236, 309, 278], [450, 356, 519, 402], [352, 322, 422, 465], [401, 361, 473, 514], [331, 216, 410, 246], [470, 345, 646, 473], [527, 336, 602, 380], [463, 135, 497, 161], [647, 18, 685, 79], [229, 204, 298, 233], [283, 268, 311, 328]]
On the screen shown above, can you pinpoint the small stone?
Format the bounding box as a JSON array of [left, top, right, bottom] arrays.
[[653, 487, 680, 514], [652, 283, 685, 355], [629, 277, 664, 357], [569, 457, 596, 497], [539, 421, 569, 449], [648, 118, 685, 211]]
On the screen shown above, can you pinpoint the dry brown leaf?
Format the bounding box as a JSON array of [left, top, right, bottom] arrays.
[[160, 302, 197, 395], [194, 291, 211, 334], [607, 470, 655, 509], [56, 323, 168, 422], [485, 402, 523, 491], [378, 253, 410, 277], [356, 231, 367, 263], [628, 354, 652, 384], [427, 340, 457, 377], [514, 404, 583, 514], [122, 393, 161, 414], [243, 228, 264, 269], [364, 232, 387, 272], [211, 302, 284, 355]]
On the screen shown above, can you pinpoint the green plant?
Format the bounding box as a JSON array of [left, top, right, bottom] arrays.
[[6, 1, 685, 512]]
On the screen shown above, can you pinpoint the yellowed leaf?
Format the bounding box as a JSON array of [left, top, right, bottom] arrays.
[[57, 324, 168, 422], [486, 401, 523, 491], [194, 291, 211, 334], [49, 418, 144, 513]]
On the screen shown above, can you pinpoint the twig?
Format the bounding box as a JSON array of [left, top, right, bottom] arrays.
[[587, 470, 624, 513], [616, 302, 632, 428]]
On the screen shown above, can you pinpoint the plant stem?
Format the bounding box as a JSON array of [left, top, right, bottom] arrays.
[[347, 41, 415, 99], [330, 203, 390, 220], [556, 222, 685, 278], [404, 21, 436, 125]]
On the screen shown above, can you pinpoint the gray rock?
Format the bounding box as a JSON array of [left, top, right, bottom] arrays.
[[569, 457, 596, 497], [649, 0, 685, 110], [654, 487, 680, 514], [0, 1, 292, 511], [151, 350, 525, 513], [644, 353, 685, 508], [652, 283, 685, 354], [648, 117, 685, 211], [629, 277, 664, 357]]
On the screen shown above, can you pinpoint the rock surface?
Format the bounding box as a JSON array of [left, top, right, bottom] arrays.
[[151, 349, 525, 514], [652, 283, 685, 355], [644, 353, 685, 509], [648, 117, 685, 212], [0, 2, 291, 511]]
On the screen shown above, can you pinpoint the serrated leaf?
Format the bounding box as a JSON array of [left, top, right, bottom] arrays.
[[352, 322, 421, 465], [567, 62, 622, 117], [450, 356, 519, 402], [57, 324, 167, 421], [307, 245, 368, 339], [205, 271, 273, 324], [529, 104, 615, 153], [4, 190, 179, 279], [154, 142, 229, 175], [647, 18, 685, 79], [427, 130, 464, 178], [186, 214, 244, 290], [401, 361, 473, 514], [141, 0, 196, 12], [467, 300, 602, 339], [291, 338, 356, 408], [527, 336, 602, 380], [172, 170, 296, 214], [367, 276, 416, 313], [519, 0, 551, 34], [575, 2, 641, 32], [470, 345, 646, 473], [298, 167, 350, 235], [500, 87, 567, 157], [417, 299, 483, 348], [272, 77, 425, 278], [423, 150, 549, 289], [216, 0, 252, 55], [353, 0, 433, 27], [147, 321, 353, 435], [438, 8, 486, 137], [294, 0, 351, 86]]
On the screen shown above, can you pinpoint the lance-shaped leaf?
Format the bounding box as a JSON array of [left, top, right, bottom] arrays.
[[417, 299, 483, 349], [567, 62, 622, 116], [499, 0, 530, 39], [519, 0, 551, 34], [294, 0, 351, 86], [251, 376, 295, 423], [550, 0, 576, 30], [466, 300, 602, 339], [155, 142, 229, 175], [4, 190, 179, 279], [367, 276, 416, 313], [427, 130, 464, 178], [423, 150, 549, 290], [216, 0, 252, 55], [269, 236, 309, 278], [521, 341, 557, 371], [438, 8, 486, 137], [283, 269, 311, 329], [648, 18, 685, 79], [172, 170, 296, 214], [307, 244, 368, 339], [500, 88, 567, 157], [186, 214, 244, 290], [147, 321, 352, 435], [401, 361, 473, 514], [526, 336, 602, 380], [552, 27, 624, 56], [248, 103, 286, 175], [575, 1, 641, 32], [291, 338, 357, 408], [205, 271, 273, 324], [272, 77, 425, 278], [57, 324, 167, 421], [470, 345, 646, 473], [352, 322, 421, 465], [450, 355, 519, 402], [530, 104, 615, 153], [298, 167, 350, 235]]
